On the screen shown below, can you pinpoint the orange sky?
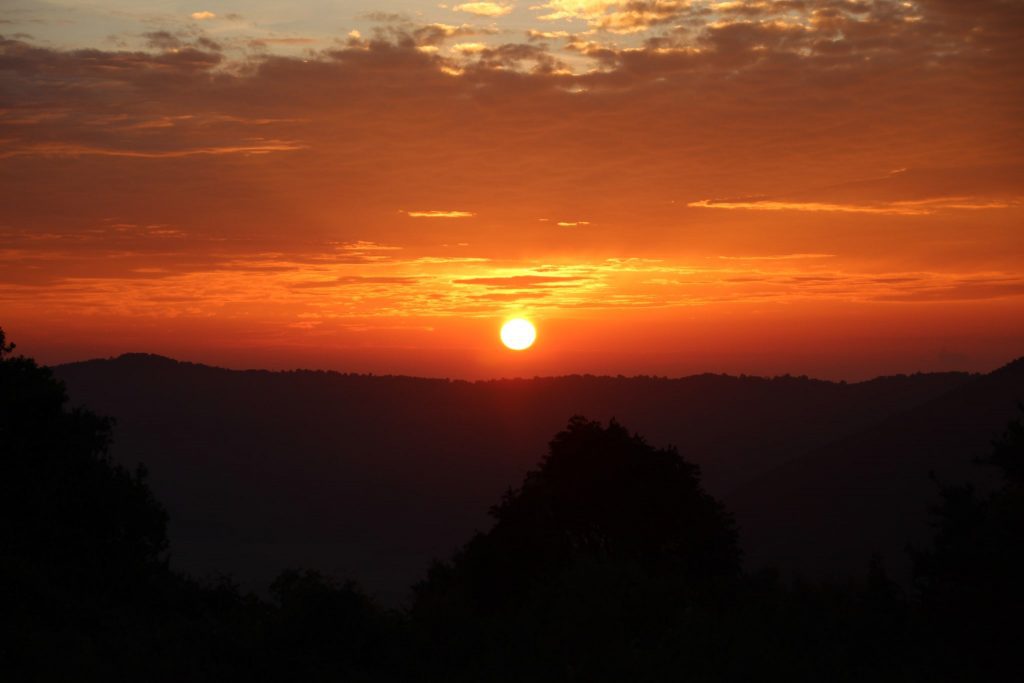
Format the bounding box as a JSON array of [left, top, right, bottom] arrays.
[[1, 1, 1022, 379]]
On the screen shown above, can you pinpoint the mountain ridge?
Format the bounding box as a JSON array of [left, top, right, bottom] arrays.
[[53, 353, 1020, 603], [734, 355, 1024, 579], [59, 351, 985, 385]]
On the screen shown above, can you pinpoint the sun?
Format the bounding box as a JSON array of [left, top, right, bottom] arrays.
[[500, 318, 537, 351]]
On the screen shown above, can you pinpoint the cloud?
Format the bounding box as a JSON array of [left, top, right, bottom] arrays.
[[289, 276, 421, 288], [0, 141, 306, 159], [533, 0, 690, 33], [453, 2, 515, 17], [453, 275, 588, 287], [248, 37, 319, 48], [405, 210, 477, 218], [453, 42, 489, 53], [402, 21, 499, 47], [470, 290, 552, 301], [687, 166, 1023, 217], [873, 277, 1024, 303], [143, 31, 185, 51], [190, 11, 216, 21], [688, 197, 1017, 215], [718, 254, 836, 261], [689, 199, 923, 215], [527, 29, 570, 40], [338, 241, 403, 251]]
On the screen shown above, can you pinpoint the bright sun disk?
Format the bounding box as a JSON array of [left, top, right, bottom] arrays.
[[500, 318, 536, 351]]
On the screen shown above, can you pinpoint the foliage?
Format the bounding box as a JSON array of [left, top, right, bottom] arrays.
[[0, 328, 255, 681], [911, 409, 1024, 678], [1, 349, 169, 593], [411, 416, 742, 681]]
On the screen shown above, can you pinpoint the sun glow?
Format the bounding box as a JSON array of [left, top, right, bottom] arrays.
[[500, 318, 537, 351]]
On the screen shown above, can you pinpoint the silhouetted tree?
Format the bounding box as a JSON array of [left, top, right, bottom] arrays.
[[0, 328, 263, 682], [0, 327, 171, 676], [412, 416, 741, 681], [912, 410, 1024, 679], [0, 328, 14, 357], [1, 329, 168, 580]]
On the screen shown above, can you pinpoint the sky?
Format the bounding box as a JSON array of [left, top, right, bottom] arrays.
[[1, 0, 1022, 379]]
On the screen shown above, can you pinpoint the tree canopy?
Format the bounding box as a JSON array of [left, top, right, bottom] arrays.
[[912, 409, 1024, 678], [0, 327, 169, 599], [411, 416, 741, 680]]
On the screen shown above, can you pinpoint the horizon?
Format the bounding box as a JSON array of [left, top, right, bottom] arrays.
[[43, 345, 1022, 384]]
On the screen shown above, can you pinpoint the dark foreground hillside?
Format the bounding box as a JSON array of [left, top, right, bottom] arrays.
[[53, 353, 1022, 600]]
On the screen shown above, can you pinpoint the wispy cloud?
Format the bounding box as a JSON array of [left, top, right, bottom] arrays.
[[717, 254, 836, 262], [452, 275, 588, 288], [453, 42, 489, 54], [248, 37, 319, 47], [0, 141, 306, 159], [405, 210, 476, 218], [337, 241, 403, 252], [453, 2, 514, 17], [689, 198, 1017, 216], [289, 276, 421, 289], [533, 0, 687, 33]]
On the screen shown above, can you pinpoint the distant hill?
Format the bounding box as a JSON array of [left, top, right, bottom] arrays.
[[733, 357, 1024, 580], [54, 354, 1017, 603]]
